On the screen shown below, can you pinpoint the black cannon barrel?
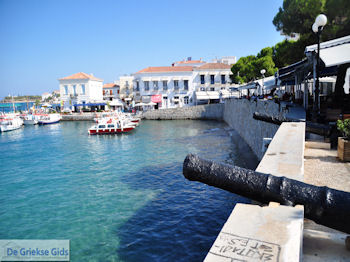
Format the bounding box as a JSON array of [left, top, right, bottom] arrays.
[[183, 154, 350, 234], [253, 112, 331, 136]]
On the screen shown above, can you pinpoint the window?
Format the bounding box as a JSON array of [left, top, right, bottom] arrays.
[[184, 80, 189, 90], [210, 75, 215, 85], [200, 75, 205, 84], [163, 96, 168, 100], [153, 81, 158, 90], [210, 87, 215, 91], [110, 90, 113, 95], [200, 87, 205, 91], [163, 80, 167, 90], [125, 81, 129, 87], [98, 125, 106, 128], [144, 81, 149, 91], [73, 85, 76, 95], [64, 85, 68, 95], [221, 75, 226, 84], [174, 80, 179, 90], [81, 84, 85, 95], [107, 124, 115, 128], [184, 96, 189, 104], [136, 81, 140, 91]]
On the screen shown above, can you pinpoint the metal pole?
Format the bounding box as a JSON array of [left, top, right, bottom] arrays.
[[313, 29, 321, 121]]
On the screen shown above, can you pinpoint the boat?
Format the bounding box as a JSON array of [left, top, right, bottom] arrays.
[[88, 118, 136, 135], [0, 114, 23, 132], [37, 113, 61, 125], [22, 114, 39, 125]]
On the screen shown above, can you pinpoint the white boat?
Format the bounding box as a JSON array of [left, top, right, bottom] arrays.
[[22, 114, 39, 125], [88, 118, 136, 135], [38, 113, 61, 125], [0, 115, 23, 132]]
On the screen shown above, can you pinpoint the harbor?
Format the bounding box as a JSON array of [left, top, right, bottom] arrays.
[[1, 0, 350, 261]]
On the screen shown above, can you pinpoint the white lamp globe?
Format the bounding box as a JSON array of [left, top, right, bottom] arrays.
[[260, 69, 266, 75], [312, 23, 319, 33], [315, 14, 327, 27]]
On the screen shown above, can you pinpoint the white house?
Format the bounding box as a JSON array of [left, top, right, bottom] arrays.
[[58, 72, 104, 111], [192, 63, 233, 104], [133, 58, 233, 108], [103, 83, 120, 101], [119, 75, 134, 106], [41, 92, 51, 101]]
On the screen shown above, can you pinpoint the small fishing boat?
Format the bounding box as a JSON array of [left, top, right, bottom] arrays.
[[0, 115, 23, 132], [37, 113, 61, 125], [22, 114, 39, 125], [88, 118, 136, 135]]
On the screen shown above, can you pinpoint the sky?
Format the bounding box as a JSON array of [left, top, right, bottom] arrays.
[[0, 0, 285, 98]]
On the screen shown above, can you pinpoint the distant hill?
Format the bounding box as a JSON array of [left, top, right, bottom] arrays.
[[1, 95, 41, 102]]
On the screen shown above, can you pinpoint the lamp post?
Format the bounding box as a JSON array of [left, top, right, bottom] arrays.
[[260, 69, 266, 96], [312, 14, 327, 121]]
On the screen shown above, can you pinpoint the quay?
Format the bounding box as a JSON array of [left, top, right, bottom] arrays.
[[142, 100, 350, 261]]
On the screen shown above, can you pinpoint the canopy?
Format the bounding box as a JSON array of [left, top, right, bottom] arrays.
[[109, 100, 124, 106], [305, 35, 350, 67], [195, 91, 220, 100], [151, 94, 162, 103], [41, 103, 52, 107], [134, 102, 145, 106]]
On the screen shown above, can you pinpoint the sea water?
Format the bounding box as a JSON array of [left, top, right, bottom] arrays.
[[0, 120, 257, 261]]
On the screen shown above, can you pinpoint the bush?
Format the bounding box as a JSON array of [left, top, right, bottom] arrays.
[[337, 119, 350, 140]]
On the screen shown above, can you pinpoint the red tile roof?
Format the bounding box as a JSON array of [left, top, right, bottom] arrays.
[[136, 66, 193, 73], [103, 83, 118, 88], [59, 72, 103, 81], [197, 63, 232, 70]]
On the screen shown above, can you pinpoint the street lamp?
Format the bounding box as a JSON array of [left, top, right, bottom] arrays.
[[260, 69, 266, 95], [312, 14, 327, 121]]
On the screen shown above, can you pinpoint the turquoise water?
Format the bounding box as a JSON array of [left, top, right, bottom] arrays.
[[0, 120, 256, 261]]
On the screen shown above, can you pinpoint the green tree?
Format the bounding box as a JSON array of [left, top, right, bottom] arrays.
[[272, 0, 350, 67], [231, 47, 277, 84]]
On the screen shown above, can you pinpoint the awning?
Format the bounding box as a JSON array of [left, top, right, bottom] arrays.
[[142, 96, 151, 103], [124, 98, 132, 101], [319, 44, 350, 67], [151, 94, 162, 103], [195, 91, 220, 100], [305, 35, 350, 67], [109, 99, 124, 106]]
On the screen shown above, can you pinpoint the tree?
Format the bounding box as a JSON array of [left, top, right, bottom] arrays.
[[231, 47, 277, 84], [272, 0, 350, 67]]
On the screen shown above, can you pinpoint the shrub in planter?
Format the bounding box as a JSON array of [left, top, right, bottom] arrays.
[[337, 119, 350, 161]]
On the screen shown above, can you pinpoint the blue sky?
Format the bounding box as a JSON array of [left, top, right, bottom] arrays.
[[0, 0, 284, 98]]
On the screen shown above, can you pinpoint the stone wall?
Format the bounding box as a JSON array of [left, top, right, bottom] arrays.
[[142, 104, 224, 120], [61, 113, 95, 121], [223, 99, 284, 160]]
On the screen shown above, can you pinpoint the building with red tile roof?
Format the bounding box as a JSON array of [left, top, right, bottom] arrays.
[[58, 72, 104, 111], [133, 58, 233, 108]]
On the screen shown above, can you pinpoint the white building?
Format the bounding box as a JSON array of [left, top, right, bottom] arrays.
[[119, 75, 134, 106], [103, 83, 120, 101], [41, 92, 51, 101], [58, 72, 104, 111], [133, 58, 233, 108]]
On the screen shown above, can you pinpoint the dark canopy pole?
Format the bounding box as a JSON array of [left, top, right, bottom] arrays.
[[313, 29, 322, 121]]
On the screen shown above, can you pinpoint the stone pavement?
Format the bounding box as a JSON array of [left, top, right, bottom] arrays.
[[303, 140, 350, 261], [304, 141, 350, 192]]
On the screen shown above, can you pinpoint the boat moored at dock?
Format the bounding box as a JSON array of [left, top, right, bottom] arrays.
[[0, 114, 24, 132], [38, 113, 61, 125]]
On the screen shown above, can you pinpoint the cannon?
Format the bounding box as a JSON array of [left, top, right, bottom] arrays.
[[253, 111, 331, 137], [183, 154, 350, 234]]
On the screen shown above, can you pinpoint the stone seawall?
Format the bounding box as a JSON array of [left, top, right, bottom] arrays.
[[142, 104, 224, 120], [61, 113, 95, 121], [223, 99, 284, 160]]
